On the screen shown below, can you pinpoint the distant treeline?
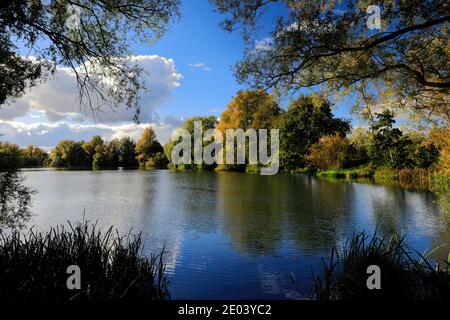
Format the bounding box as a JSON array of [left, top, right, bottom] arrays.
[[0, 127, 167, 170], [1, 90, 448, 175]]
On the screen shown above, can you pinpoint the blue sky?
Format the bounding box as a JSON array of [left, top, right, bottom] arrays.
[[0, 0, 356, 149]]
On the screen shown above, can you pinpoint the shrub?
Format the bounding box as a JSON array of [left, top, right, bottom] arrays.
[[0, 222, 169, 301], [307, 134, 350, 170]]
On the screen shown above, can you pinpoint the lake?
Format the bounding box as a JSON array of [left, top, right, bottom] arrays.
[[23, 169, 450, 299]]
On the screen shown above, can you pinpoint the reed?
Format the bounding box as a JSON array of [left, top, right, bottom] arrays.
[[0, 221, 169, 301], [313, 231, 450, 300]]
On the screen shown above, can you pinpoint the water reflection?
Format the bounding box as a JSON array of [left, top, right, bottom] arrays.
[[23, 169, 449, 299]]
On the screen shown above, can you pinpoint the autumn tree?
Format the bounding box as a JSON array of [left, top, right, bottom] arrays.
[[307, 134, 350, 170], [82, 136, 104, 165], [135, 127, 165, 168], [21, 145, 49, 167], [212, 0, 449, 125], [50, 140, 89, 167], [0, 0, 180, 120], [217, 90, 280, 132]]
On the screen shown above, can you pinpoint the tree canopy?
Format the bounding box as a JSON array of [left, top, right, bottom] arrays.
[[0, 0, 180, 120], [212, 0, 450, 125], [278, 95, 351, 170], [217, 90, 280, 131]]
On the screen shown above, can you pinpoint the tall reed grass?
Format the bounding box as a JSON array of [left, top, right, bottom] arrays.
[[314, 231, 450, 300], [0, 222, 169, 301]]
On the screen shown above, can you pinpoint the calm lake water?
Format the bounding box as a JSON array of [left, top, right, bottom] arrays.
[[23, 169, 450, 299]]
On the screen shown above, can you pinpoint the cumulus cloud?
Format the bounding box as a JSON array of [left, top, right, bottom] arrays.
[[188, 62, 211, 72], [0, 55, 182, 124]]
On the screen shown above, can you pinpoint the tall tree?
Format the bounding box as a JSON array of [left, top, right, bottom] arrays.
[[212, 0, 450, 125], [135, 127, 164, 167], [369, 110, 412, 168], [278, 95, 350, 170], [118, 137, 138, 168], [0, 0, 180, 120], [217, 90, 280, 132]]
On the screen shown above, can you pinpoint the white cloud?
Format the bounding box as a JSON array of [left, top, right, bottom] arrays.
[[188, 62, 211, 72], [0, 117, 183, 148], [0, 55, 182, 124]]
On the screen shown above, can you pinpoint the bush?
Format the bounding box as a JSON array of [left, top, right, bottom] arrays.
[[307, 134, 350, 170], [0, 222, 169, 301]]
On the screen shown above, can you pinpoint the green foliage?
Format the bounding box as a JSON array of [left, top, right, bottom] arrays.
[[1, 0, 180, 118], [414, 142, 440, 169], [314, 231, 450, 300], [0, 142, 23, 170], [0, 171, 34, 230], [212, 0, 450, 125], [318, 167, 374, 179], [21, 145, 49, 167], [50, 140, 90, 168], [0, 221, 169, 300], [145, 152, 169, 169], [173, 116, 219, 170], [369, 110, 413, 168], [118, 137, 139, 168], [348, 127, 372, 167], [278, 95, 351, 170], [432, 172, 450, 214], [135, 127, 164, 168]]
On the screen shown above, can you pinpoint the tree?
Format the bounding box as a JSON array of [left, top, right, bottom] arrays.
[[212, 0, 450, 125], [217, 90, 280, 132], [82, 136, 104, 164], [50, 140, 89, 167], [22, 145, 49, 167], [118, 137, 138, 168], [0, 0, 180, 120], [135, 127, 164, 167], [180, 116, 219, 169], [349, 127, 373, 166], [0, 142, 23, 169], [0, 142, 34, 229], [307, 134, 350, 170], [0, 171, 34, 229], [278, 95, 351, 170], [369, 110, 412, 168]]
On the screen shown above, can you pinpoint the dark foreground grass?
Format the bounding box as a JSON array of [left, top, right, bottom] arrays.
[[314, 231, 450, 300], [0, 222, 169, 301]]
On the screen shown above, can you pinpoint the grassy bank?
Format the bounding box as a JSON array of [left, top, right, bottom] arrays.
[[314, 231, 450, 300], [317, 166, 374, 179], [316, 166, 441, 190], [0, 222, 169, 301]]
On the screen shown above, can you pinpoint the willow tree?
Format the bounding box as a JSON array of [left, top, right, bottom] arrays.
[[0, 0, 180, 120], [212, 0, 449, 125]]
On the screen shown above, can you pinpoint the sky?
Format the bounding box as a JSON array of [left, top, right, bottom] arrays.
[[0, 0, 355, 150]]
